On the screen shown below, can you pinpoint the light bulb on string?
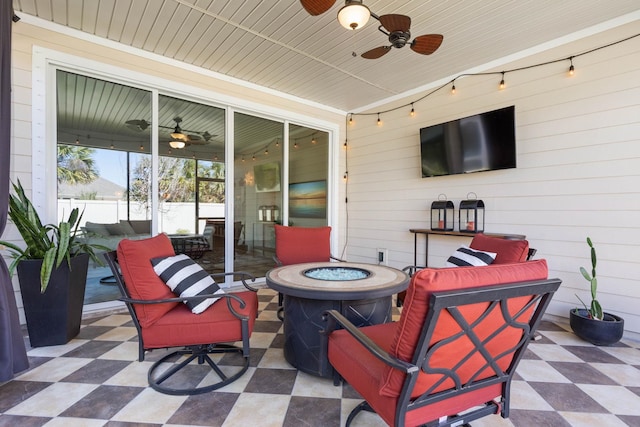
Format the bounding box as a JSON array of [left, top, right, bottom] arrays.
[[568, 57, 575, 76], [139, 144, 144, 150], [451, 82, 456, 94], [349, 114, 354, 125], [409, 103, 415, 117], [377, 113, 382, 126], [499, 72, 506, 90]]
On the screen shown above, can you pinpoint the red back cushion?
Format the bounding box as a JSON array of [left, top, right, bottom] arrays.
[[274, 225, 332, 265], [380, 259, 548, 397], [117, 233, 178, 327], [470, 234, 529, 264]]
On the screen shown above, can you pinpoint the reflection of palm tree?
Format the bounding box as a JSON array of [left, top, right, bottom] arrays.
[[57, 145, 99, 184]]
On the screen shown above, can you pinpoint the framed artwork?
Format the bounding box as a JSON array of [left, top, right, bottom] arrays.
[[254, 162, 281, 192], [289, 180, 327, 219]]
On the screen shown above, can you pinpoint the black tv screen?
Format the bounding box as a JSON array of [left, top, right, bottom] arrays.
[[420, 106, 516, 177]]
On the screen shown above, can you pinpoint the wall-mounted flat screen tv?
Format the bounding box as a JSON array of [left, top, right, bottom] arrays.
[[420, 105, 516, 178]]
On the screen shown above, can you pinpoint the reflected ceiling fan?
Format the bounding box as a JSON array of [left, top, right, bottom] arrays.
[[124, 117, 215, 149], [299, 0, 443, 59]]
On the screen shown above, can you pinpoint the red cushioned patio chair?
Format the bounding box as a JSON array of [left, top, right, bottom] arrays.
[[322, 260, 560, 427], [103, 233, 258, 395], [273, 225, 344, 319], [398, 233, 534, 306]]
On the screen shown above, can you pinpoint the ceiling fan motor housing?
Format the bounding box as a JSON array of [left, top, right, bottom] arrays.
[[389, 30, 411, 48]]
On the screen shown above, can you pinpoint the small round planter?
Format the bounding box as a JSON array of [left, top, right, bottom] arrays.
[[569, 308, 624, 346]]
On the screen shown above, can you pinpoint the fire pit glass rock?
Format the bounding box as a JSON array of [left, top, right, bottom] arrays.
[[304, 266, 370, 281]]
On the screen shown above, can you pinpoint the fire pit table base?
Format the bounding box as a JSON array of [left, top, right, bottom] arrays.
[[282, 294, 392, 378]]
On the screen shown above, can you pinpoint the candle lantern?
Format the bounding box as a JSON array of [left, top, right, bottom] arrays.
[[459, 193, 485, 233], [430, 195, 454, 231]]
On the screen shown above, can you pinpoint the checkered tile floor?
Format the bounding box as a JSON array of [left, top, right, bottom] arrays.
[[1, 288, 640, 426]]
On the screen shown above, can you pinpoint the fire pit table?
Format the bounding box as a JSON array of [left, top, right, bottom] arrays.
[[266, 262, 409, 378]]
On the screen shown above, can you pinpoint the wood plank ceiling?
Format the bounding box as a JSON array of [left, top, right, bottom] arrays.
[[12, 1, 640, 156], [14, 0, 640, 112]]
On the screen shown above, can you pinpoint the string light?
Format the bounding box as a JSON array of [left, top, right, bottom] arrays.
[[294, 141, 299, 148], [568, 56, 575, 76], [139, 144, 144, 150], [75, 136, 80, 144], [311, 134, 317, 144], [344, 32, 639, 128], [265, 147, 269, 155], [343, 171, 348, 181], [409, 103, 415, 117]]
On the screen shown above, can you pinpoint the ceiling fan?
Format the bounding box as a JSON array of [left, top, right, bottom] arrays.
[[125, 117, 214, 149], [299, 0, 443, 59]]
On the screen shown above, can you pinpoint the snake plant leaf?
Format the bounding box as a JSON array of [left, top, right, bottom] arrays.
[[56, 222, 71, 267], [40, 247, 57, 293]]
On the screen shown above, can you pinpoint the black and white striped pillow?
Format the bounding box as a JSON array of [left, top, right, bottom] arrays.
[[151, 254, 224, 314], [446, 245, 496, 267]]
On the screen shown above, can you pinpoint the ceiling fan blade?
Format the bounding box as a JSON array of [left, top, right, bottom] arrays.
[[361, 46, 392, 59], [125, 119, 150, 131], [410, 34, 444, 55], [300, 0, 336, 16], [379, 14, 411, 33]]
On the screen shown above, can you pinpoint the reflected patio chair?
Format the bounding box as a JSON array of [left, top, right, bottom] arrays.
[[322, 260, 560, 427], [103, 233, 258, 395], [273, 225, 343, 320]]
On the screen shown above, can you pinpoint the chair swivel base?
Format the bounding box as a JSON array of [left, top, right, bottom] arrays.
[[148, 343, 249, 395]]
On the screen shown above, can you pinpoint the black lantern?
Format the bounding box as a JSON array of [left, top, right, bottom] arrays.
[[431, 195, 454, 231], [459, 193, 485, 233]]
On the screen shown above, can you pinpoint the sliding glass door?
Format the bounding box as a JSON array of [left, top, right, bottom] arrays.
[[55, 69, 332, 306]]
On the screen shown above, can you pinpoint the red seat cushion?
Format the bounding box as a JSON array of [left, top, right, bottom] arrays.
[[117, 233, 179, 327], [141, 290, 258, 349], [470, 234, 529, 264], [274, 225, 332, 265], [380, 259, 548, 398], [329, 322, 504, 427]]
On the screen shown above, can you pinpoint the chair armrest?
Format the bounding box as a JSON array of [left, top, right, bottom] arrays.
[[322, 310, 415, 374], [402, 265, 424, 277], [210, 271, 258, 292]]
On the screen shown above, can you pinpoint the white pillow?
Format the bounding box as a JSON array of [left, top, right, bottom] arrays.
[[446, 245, 496, 267], [151, 254, 224, 314]]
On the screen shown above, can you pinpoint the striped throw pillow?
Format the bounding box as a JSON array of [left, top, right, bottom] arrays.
[[151, 254, 224, 314], [446, 245, 496, 267]]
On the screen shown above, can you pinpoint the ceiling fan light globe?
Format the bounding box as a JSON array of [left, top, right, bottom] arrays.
[[337, 1, 370, 30], [169, 140, 186, 149]]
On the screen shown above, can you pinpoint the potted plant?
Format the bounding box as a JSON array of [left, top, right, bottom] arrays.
[[0, 180, 106, 347], [569, 237, 624, 345]]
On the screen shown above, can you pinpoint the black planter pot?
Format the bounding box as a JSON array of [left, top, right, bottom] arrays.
[[569, 308, 624, 346], [17, 254, 89, 347]]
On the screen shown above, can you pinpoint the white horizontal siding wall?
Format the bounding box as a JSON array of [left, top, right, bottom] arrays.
[[343, 22, 640, 336]]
